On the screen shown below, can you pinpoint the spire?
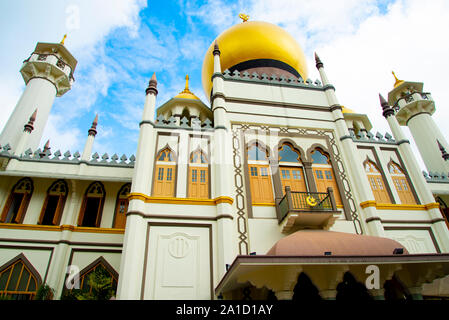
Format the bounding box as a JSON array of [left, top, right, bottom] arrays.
[[379, 93, 395, 118], [213, 40, 221, 56], [43, 139, 51, 152], [392, 71, 404, 88], [146, 72, 158, 95], [88, 114, 98, 137], [437, 140, 449, 161], [314, 52, 323, 69], [23, 109, 37, 133], [179, 75, 193, 94], [60, 34, 67, 45], [239, 13, 249, 22]]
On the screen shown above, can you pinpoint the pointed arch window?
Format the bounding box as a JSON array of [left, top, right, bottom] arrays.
[[113, 183, 131, 229], [78, 182, 105, 228], [153, 147, 176, 197], [0, 254, 41, 300], [38, 180, 68, 226], [364, 160, 391, 204], [278, 143, 307, 194], [247, 143, 274, 204], [388, 161, 416, 204], [63, 257, 118, 298], [188, 149, 209, 199], [1, 178, 33, 224], [311, 149, 342, 205]]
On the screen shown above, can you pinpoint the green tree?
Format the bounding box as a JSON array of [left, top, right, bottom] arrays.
[[62, 265, 116, 300]]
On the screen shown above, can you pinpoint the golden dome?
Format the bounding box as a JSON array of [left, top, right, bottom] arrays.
[[201, 20, 308, 98], [174, 75, 200, 100]]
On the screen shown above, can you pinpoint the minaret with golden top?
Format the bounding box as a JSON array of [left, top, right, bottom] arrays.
[[0, 34, 77, 153], [387, 71, 449, 173]]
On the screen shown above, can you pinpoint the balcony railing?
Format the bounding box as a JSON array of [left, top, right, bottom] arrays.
[[276, 186, 340, 232]]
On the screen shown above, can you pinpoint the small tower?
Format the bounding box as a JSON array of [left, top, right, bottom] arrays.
[[387, 72, 449, 173], [0, 35, 77, 153]]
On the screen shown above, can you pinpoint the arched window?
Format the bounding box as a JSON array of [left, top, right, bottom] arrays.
[[0, 254, 41, 300], [278, 143, 307, 194], [188, 149, 209, 199], [311, 148, 342, 205], [1, 178, 33, 224], [247, 143, 274, 204], [38, 180, 68, 226], [78, 182, 105, 228], [77, 258, 118, 295], [113, 183, 131, 229], [388, 161, 416, 204], [364, 160, 391, 204], [153, 147, 176, 197], [63, 257, 118, 300]]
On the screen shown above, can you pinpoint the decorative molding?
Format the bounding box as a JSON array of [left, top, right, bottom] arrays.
[[0, 223, 125, 234], [128, 192, 233, 206], [359, 201, 440, 211], [222, 69, 323, 90], [233, 123, 362, 237]]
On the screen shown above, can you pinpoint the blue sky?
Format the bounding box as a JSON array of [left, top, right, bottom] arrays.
[[1, 0, 449, 170]]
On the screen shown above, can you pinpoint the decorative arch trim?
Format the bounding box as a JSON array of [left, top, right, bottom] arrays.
[[276, 139, 306, 163], [190, 146, 209, 164], [155, 143, 178, 162], [246, 140, 272, 160], [0, 177, 34, 224]]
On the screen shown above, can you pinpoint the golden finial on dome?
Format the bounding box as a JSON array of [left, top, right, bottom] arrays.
[[239, 13, 249, 22], [180, 75, 192, 94], [174, 75, 200, 100], [392, 71, 404, 88], [60, 34, 67, 45]]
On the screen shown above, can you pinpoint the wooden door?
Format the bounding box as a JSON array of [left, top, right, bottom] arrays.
[[188, 167, 209, 199], [367, 174, 391, 204], [249, 165, 274, 203], [313, 167, 342, 205], [154, 165, 176, 197], [113, 198, 128, 228], [280, 167, 307, 194], [392, 176, 416, 204]]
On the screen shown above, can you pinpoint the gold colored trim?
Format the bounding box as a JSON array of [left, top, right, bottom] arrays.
[[128, 193, 234, 206], [0, 223, 124, 234], [360, 201, 440, 211], [252, 202, 276, 207]]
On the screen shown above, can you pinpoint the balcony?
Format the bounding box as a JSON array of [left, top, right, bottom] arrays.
[[276, 186, 341, 233]]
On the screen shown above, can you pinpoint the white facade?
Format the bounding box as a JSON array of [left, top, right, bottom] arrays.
[[1, 27, 449, 301]]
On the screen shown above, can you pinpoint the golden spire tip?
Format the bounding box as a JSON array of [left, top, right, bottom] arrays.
[[239, 13, 249, 22], [392, 71, 404, 88], [60, 34, 67, 45]]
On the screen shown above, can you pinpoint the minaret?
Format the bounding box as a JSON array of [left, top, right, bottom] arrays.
[[117, 73, 158, 300], [387, 72, 449, 173], [0, 35, 77, 153], [379, 94, 449, 252], [13, 109, 37, 156], [211, 41, 236, 276], [81, 114, 98, 162], [315, 52, 384, 236]]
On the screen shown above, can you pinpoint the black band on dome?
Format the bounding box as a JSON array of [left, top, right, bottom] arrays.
[[228, 59, 303, 79]]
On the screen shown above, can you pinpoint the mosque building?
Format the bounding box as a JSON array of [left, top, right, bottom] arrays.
[[1, 15, 449, 300]]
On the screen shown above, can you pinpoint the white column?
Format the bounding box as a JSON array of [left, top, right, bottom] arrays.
[[81, 114, 98, 162], [315, 54, 383, 236], [382, 97, 449, 252], [211, 42, 236, 278], [0, 78, 56, 152], [407, 113, 449, 173], [117, 74, 158, 299]]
